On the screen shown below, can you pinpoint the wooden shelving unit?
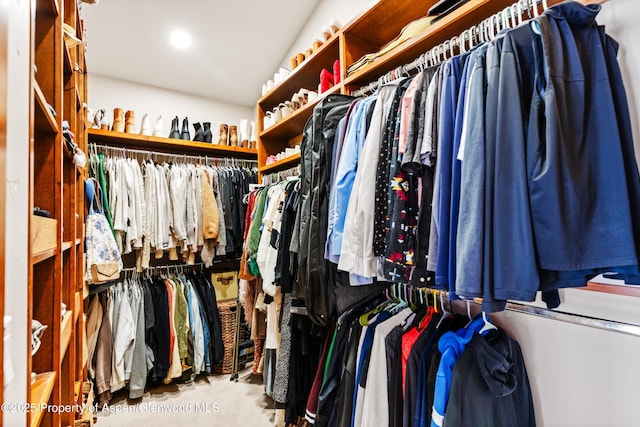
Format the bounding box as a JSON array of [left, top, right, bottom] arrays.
[[259, 152, 301, 175], [87, 128, 258, 158], [27, 0, 87, 425], [30, 372, 57, 427], [255, 0, 525, 181]]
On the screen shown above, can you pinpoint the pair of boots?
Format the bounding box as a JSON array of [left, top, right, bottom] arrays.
[[169, 117, 213, 142], [319, 60, 341, 93], [112, 108, 136, 133], [218, 124, 238, 146], [139, 113, 164, 137]]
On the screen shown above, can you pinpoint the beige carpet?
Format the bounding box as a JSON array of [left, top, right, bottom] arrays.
[[95, 369, 274, 427]]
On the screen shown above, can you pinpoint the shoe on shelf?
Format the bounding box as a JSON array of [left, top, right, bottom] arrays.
[[125, 110, 136, 133], [249, 121, 257, 149], [329, 17, 341, 34], [203, 122, 212, 143], [320, 68, 334, 93], [333, 59, 341, 84], [153, 115, 163, 137], [218, 124, 229, 145], [99, 109, 110, 130], [239, 119, 249, 148], [180, 117, 191, 140], [112, 107, 125, 132], [193, 122, 205, 142], [92, 108, 104, 129], [312, 39, 323, 51], [229, 125, 238, 146], [168, 116, 180, 139], [139, 113, 151, 136]]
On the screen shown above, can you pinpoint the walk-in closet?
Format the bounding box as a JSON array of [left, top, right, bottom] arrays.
[[3, 0, 640, 426]]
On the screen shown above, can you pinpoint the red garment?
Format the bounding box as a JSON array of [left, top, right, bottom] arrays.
[[164, 279, 175, 364], [401, 307, 434, 393]]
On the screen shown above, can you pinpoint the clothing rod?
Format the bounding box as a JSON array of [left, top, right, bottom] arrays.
[[503, 302, 640, 338], [89, 142, 258, 166], [351, 0, 549, 97], [120, 262, 205, 273], [411, 286, 640, 338]]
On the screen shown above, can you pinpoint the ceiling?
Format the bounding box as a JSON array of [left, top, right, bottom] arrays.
[[81, 0, 321, 107]]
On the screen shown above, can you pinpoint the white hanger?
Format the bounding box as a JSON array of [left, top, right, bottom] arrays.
[[435, 290, 451, 329], [531, 0, 541, 18], [479, 311, 498, 334]]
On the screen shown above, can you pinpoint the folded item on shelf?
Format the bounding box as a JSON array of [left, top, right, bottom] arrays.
[[347, 15, 433, 76]]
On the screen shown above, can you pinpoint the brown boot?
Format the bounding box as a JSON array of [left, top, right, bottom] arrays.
[[218, 124, 228, 145], [229, 125, 238, 146], [112, 108, 125, 132], [125, 110, 136, 133]]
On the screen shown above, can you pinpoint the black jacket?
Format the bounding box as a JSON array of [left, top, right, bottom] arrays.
[[297, 94, 354, 326], [443, 329, 535, 427]]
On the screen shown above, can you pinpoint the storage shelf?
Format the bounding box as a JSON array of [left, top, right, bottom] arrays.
[[87, 129, 258, 158], [38, 0, 60, 17], [74, 292, 81, 322], [32, 247, 57, 265], [60, 310, 73, 359], [258, 32, 341, 110], [75, 238, 81, 247], [581, 281, 640, 298], [259, 152, 301, 174], [30, 371, 57, 427], [63, 41, 72, 75], [343, 0, 515, 89], [34, 81, 59, 134], [62, 241, 72, 252], [260, 84, 342, 140]]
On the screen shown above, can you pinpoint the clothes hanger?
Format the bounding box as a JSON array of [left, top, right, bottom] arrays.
[[435, 290, 451, 329], [479, 311, 498, 334]]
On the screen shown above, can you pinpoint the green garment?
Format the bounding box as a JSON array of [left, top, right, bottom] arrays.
[[173, 278, 190, 360], [97, 152, 115, 234], [248, 188, 268, 276]]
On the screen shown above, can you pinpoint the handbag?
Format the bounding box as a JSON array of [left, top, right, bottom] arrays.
[[84, 178, 122, 284], [212, 271, 239, 301]]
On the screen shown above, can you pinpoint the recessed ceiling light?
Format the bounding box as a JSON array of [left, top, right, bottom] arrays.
[[169, 30, 192, 49]]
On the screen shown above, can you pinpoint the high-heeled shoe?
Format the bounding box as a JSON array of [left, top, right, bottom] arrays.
[[203, 122, 212, 143], [180, 117, 190, 140], [193, 122, 205, 142], [168, 116, 180, 139], [139, 113, 151, 136], [153, 115, 163, 137]]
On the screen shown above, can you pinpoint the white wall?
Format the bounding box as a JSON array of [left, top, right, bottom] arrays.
[[4, 0, 31, 425], [598, 0, 640, 167], [278, 0, 373, 70], [87, 73, 254, 138]]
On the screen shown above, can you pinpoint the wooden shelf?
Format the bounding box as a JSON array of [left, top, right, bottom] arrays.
[[261, 85, 342, 141], [259, 152, 301, 174], [343, 0, 515, 88], [87, 128, 258, 158], [258, 32, 341, 110], [63, 41, 72, 75], [74, 292, 81, 323], [75, 238, 81, 247], [581, 281, 640, 298], [38, 0, 60, 17], [342, 0, 434, 50], [60, 310, 73, 359], [62, 241, 72, 252], [30, 371, 57, 427], [32, 247, 57, 265], [34, 81, 59, 134]]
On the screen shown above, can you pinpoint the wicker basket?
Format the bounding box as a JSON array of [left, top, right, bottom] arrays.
[[215, 300, 238, 374]]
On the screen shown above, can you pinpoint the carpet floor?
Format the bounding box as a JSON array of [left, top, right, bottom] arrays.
[[94, 369, 274, 427]]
